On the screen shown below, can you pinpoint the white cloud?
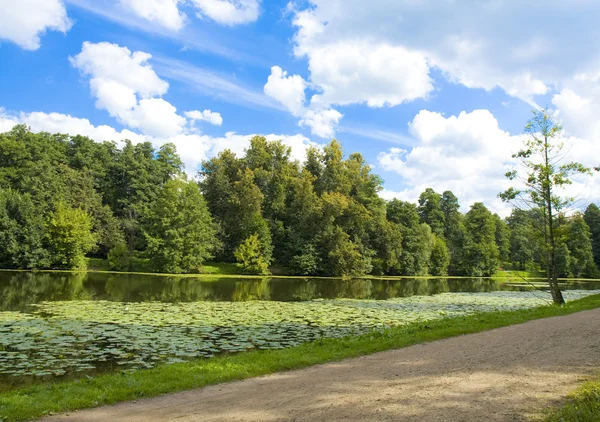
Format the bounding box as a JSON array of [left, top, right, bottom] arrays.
[[377, 110, 525, 215], [290, 1, 600, 106], [126, 98, 187, 138], [377, 108, 600, 215], [0, 108, 147, 145], [0, 0, 71, 50], [262, 65, 342, 138], [263, 66, 306, 116], [300, 109, 343, 139], [185, 109, 223, 126], [190, 0, 260, 25], [70, 41, 209, 138], [552, 72, 600, 142], [299, 40, 433, 108], [119, 0, 185, 31]]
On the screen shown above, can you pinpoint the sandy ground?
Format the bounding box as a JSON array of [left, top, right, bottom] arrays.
[[42, 309, 600, 422]]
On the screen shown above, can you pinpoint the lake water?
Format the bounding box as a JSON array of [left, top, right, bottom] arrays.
[[1, 271, 599, 388], [2, 271, 600, 311]]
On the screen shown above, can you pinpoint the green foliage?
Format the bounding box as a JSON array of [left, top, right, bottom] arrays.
[[584, 203, 600, 269], [543, 377, 600, 422], [507, 209, 538, 270], [47, 202, 97, 270], [107, 242, 133, 271], [429, 236, 450, 276], [144, 179, 218, 274], [418, 188, 445, 237], [289, 243, 320, 275], [500, 109, 593, 303], [461, 202, 500, 276], [565, 214, 599, 278], [234, 234, 271, 275], [0, 189, 49, 269], [493, 214, 510, 262], [1, 124, 599, 280], [387, 199, 433, 276]]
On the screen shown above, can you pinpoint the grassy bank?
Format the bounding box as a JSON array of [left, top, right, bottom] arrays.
[[2, 294, 600, 421], [542, 377, 600, 421]]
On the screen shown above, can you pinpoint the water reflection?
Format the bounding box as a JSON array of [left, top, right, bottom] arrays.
[[1, 271, 599, 311]]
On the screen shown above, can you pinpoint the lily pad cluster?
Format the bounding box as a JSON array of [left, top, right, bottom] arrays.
[[0, 290, 598, 380]]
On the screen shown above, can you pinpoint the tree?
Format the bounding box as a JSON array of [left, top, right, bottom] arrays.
[[0, 189, 49, 269], [500, 109, 592, 304], [234, 234, 270, 275], [440, 190, 467, 275], [387, 199, 433, 276], [144, 179, 218, 274], [418, 188, 445, 237], [47, 202, 97, 270], [566, 214, 598, 278], [429, 236, 450, 276], [507, 209, 537, 270], [584, 203, 600, 269], [462, 202, 499, 276], [493, 214, 510, 263]]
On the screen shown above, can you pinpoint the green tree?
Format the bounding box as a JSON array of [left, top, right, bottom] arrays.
[[506, 209, 537, 270], [234, 234, 270, 275], [566, 214, 598, 278], [462, 202, 499, 276], [144, 179, 218, 274], [440, 190, 467, 275], [493, 214, 510, 262], [0, 189, 49, 269], [47, 202, 97, 270], [500, 109, 592, 304], [387, 199, 433, 276], [429, 235, 450, 276], [418, 188, 445, 237], [584, 203, 600, 269]]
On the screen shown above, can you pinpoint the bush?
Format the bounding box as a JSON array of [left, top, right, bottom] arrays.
[[234, 234, 270, 275], [107, 243, 132, 271]]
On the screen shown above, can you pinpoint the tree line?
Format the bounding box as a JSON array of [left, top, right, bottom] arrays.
[[1, 124, 599, 277]]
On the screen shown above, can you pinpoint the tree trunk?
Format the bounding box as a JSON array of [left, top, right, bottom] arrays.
[[544, 135, 565, 305]]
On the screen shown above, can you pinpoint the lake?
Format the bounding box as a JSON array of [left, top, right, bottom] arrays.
[[2, 271, 600, 311], [1, 271, 599, 388]]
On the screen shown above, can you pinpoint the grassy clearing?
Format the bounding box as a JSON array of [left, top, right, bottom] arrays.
[[1, 294, 600, 422], [542, 377, 600, 421]]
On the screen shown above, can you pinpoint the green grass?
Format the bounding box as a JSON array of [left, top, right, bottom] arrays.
[[2, 294, 600, 422], [542, 377, 600, 421], [199, 261, 245, 275], [492, 269, 546, 279]]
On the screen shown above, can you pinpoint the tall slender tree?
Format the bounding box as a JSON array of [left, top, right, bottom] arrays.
[[500, 109, 592, 304]]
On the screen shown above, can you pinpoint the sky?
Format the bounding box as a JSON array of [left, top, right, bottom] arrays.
[[1, 0, 599, 216]]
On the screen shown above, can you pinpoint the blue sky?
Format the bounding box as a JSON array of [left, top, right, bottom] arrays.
[[1, 0, 599, 214]]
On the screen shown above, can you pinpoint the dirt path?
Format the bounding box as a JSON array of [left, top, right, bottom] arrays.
[[43, 309, 600, 422]]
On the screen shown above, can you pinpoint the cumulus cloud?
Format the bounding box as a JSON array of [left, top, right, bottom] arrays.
[[190, 0, 260, 26], [70, 41, 225, 138], [377, 110, 525, 215], [263, 65, 342, 138], [298, 40, 433, 108], [185, 109, 223, 126], [0, 0, 71, 50], [289, 1, 600, 107], [119, 0, 186, 31], [299, 109, 343, 139], [263, 66, 306, 116], [0, 108, 147, 145], [377, 108, 600, 215]]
